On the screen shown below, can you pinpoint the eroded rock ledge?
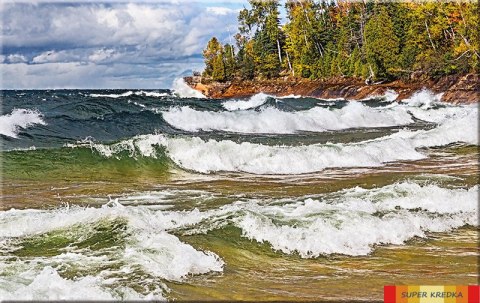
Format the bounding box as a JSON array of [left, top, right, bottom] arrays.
[[184, 73, 479, 104]]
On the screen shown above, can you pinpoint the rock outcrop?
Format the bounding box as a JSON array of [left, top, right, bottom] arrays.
[[184, 74, 479, 103]]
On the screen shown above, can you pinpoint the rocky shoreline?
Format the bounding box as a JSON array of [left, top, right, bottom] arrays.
[[184, 73, 479, 103]]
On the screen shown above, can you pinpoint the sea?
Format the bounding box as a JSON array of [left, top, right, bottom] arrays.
[[0, 79, 478, 301]]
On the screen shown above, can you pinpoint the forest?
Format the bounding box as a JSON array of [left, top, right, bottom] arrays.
[[201, 0, 478, 83]]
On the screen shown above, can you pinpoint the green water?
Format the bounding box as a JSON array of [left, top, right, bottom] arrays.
[[1, 90, 478, 300]]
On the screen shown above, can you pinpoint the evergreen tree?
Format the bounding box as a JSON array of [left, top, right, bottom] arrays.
[[202, 37, 223, 78], [223, 44, 236, 80], [201, 1, 478, 82], [364, 6, 400, 80], [212, 51, 226, 81]]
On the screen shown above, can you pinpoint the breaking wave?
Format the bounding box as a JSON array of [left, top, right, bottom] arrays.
[[0, 109, 46, 138], [404, 89, 443, 108], [171, 78, 206, 99], [162, 101, 414, 134], [0, 200, 224, 300], [229, 182, 478, 257], [222, 93, 271, 110], [89, 91, 169, 98], [68, 108, 477, 175]]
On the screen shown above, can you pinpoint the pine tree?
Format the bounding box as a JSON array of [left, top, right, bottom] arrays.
[[223, 44, 236, 80], [364, 6, 400, 80], [201, 1, 478, 82], [212, 51, 226, 81], [202, 37, 223, 78]]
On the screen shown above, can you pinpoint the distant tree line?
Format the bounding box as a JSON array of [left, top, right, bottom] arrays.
[[202, 0, 478, 83]]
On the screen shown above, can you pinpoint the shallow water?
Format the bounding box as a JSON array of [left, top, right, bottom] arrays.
[[0, 88, 478, 300]]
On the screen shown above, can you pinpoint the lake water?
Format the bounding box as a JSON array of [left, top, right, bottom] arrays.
[[0, 86, 478, 300]]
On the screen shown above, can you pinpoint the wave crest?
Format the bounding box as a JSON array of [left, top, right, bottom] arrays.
[[0, 201, 224, 299], [222, 93, 270, 110], [162, 102, 414, 134], [171, 78, 206, 99], [232, 182, 477, 257], [89, 91, 169, 98], [0, 108, 46, 138]]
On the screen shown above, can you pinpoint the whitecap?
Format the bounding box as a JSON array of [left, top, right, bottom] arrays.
[[172, 181, 478, 257], [90, 91, 169, 99], [403, 88, 442, 108], [162, 102, 414, 134], [0, 108, 46, 138], [68, 106, 477, 175], [232, 182, 477, 257], [171, 78, 206, 99], [222, 93, 271, 110], [0, 201, 224, 300]]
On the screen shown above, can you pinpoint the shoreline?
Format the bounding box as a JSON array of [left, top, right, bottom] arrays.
[[184, 73, 479, 103]]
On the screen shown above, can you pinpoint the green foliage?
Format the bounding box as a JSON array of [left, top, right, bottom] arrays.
[[202, 1, 478, 82], [202, 37, 222, 78], [212, 51, 226, 81], [223, 44, 236, 80], [365, 6, 400, 80]]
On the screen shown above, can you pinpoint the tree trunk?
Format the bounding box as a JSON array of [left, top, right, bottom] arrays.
[[276, 39, 283, 63], [425, 20, 437, 51], [286, 51, 293, 76]]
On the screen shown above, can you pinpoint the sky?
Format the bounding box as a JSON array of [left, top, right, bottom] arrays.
[[0, 1, 249, 89]]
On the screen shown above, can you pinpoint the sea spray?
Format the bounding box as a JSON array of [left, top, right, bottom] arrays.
[[162, 101, 414, 134], [69, 108, 477, 175], [0, 109, 46, 138], [404, 89, 443, 108], [222, 93, 271, 110], [89, 91, 169, 99], [0, 201, 224, 300], [171, 78, 206, 99]]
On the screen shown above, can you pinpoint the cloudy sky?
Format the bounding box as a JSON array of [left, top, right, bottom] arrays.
[[0, 1, 247, 89]]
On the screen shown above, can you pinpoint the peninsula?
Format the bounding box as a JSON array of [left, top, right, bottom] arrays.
[[186, 0, 479, 103]]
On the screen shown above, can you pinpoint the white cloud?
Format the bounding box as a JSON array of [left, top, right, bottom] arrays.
[[2, 3, 237, 58], [0, 59, 204, 89], [206, 6, 239, 15], [0, 2, 239, 88], [88, 49, 120, 63], [32, 50, 85, 64], [6, 54, 28, 63]]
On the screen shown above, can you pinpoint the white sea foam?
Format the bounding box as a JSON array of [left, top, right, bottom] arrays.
[[162, 135, 426, 174], [0, 205, 224, 282], [393, 108, 478, 147], [171, 78, 206, 98], [95, 182, 479, 258], [72, 133, 423, 174], [0, 201, 223, 300], [0, 181, 476, 301], [382, 89, 400, 102], [278, 94, 302, 99], [151, 181, 476, 257], [231, 182, 478, 257], [69, 105, 477, 175], [222, 93, 271, 110], [90, 91, 135, 98], [406, 103, 475, 124], [0, 108, 46, 138], [403, 89, 442, 108], [162, 101, 414, 134], [0, 266, 159, 300], [141, 91, 169, 98], [90, 91, 169, 99]]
